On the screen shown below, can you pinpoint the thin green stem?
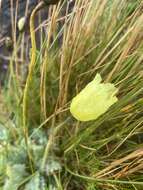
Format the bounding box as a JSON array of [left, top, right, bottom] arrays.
[[22, 1, 45, 172]]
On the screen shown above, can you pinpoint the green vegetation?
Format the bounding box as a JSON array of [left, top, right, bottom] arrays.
[[1, 0, 143, 189]]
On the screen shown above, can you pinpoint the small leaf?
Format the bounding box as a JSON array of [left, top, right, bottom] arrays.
[[0, 124, 9, 141], [4, 164, 27, 190], [24, 173, 46, 190], [45, 159, 61, 175]]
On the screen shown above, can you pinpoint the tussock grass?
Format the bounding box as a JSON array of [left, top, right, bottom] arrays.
[[1, 0, 143, 189]]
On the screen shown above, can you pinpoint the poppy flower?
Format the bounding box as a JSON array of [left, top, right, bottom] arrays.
[[70, 73, 118, 121]]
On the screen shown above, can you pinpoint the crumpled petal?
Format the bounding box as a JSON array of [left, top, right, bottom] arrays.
[[70, 73, 118, 121]]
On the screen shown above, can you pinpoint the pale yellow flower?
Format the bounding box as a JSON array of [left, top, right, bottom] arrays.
[[70, 73, 118, 121]]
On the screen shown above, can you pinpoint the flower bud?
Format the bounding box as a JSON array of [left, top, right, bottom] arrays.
[[18, 17, 26, 32]]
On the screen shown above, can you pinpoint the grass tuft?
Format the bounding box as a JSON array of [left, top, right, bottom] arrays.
[[1, 0, 143, 189]]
